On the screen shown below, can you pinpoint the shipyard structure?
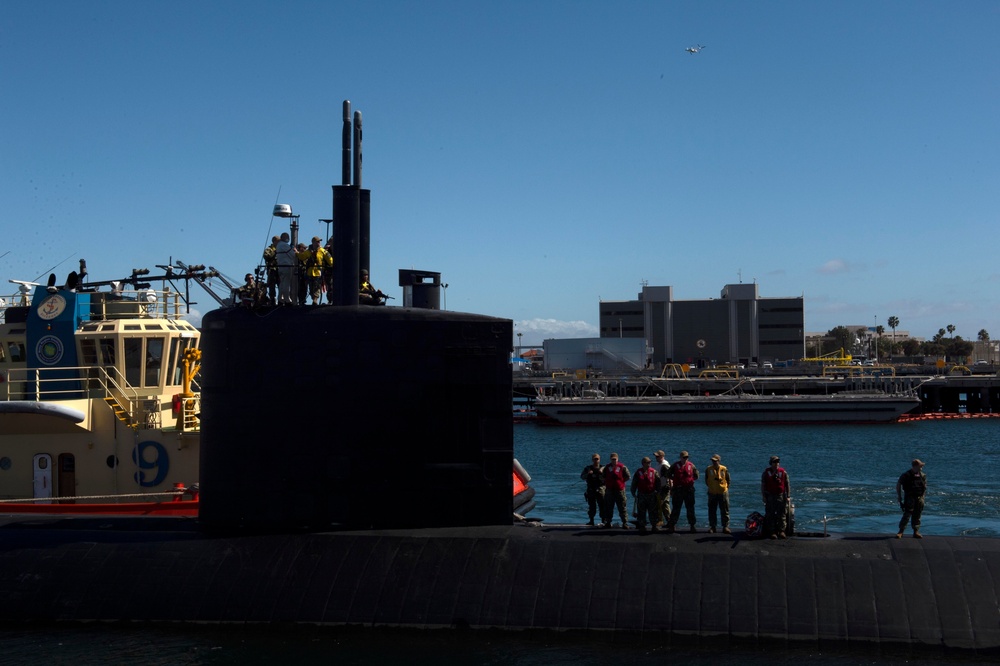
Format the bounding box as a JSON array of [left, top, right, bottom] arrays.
[[599, 283, 804, 368]]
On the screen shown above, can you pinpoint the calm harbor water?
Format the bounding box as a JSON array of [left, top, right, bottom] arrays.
[[3, 420, 998, 664], [515, 419, 1000, 537]]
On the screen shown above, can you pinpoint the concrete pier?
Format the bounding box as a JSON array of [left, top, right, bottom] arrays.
[[1, 516, 998, 650]]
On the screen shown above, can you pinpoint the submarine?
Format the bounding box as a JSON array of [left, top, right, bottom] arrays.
[[2, 103, 999, 652]]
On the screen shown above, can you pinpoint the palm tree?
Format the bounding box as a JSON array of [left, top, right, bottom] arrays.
[[887, 316, 899, 361], [979, 329, 991, 363], [875, 325, 885, 362], [947, 324, 956, 339]]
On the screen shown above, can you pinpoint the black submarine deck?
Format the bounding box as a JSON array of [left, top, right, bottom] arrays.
[[1, 515, 997, 651]]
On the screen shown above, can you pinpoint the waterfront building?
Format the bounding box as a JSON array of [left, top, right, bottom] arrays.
[[541, 337, 649, 374], [598, 283, 804, 368]]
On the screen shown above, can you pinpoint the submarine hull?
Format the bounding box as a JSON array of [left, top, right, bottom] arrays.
[[1, 518, 998, 651]]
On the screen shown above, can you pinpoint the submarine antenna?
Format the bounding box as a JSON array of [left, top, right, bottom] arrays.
[[353, 109, 362, 188], [342, 101, 352, 185]]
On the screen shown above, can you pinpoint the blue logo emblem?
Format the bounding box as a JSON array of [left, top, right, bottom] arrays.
[[35, 335, 65, 366]]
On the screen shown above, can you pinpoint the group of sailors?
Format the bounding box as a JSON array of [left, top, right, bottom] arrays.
[[583, 451, 929, 540], [582, 450, 791, 538], [236, 233, 386, 307]]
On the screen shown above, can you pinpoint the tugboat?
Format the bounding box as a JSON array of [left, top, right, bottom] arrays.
[[0, 261, 228, 514]]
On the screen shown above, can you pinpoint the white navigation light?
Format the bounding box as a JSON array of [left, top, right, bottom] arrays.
[[273, 204, 293, 218]]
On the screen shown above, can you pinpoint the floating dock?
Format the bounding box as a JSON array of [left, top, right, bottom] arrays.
[[515, 374, 1000, 415]]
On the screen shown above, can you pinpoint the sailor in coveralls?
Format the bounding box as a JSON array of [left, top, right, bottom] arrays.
[[580, 454, 605, 526], [896, 458, 927, 539], [761, 455, 790, 539]]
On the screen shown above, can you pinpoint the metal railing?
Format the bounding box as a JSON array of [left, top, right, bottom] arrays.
[[4, 365, 199, 431], [88, 288, 190, 320]]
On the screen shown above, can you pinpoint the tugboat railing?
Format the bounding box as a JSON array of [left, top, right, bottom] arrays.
[[7, 364, 133, 400], [180, 395, 201, 431], [4, 365, 200, 431], [87, 288, 189, 321]]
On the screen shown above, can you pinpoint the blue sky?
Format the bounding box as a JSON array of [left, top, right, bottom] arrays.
[[2, 1, 997, 345]]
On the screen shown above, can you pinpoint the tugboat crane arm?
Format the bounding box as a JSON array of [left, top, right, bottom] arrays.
[[172, 260, 231, 309], [76, 261, 225, 312]]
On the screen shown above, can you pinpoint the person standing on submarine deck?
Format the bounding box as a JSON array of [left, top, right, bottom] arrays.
[[704, 454, 731, 534], [761, 455, 790, 539], [323, 237, 336, 304], [665, 450, 699, 533], [262, 235, 279, 305], [275, 232, 296, 305], [601, 453, 630, 529], [896, 459, 927, 539], [302, 236, 332, 306], [581, 454, 605, 527], [630, 456, 661, 533], [359, 269, 387, 305], [653, 449, 671, 528]]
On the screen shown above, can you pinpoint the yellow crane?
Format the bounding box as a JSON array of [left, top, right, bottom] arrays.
[[800, 348, 853, 364]]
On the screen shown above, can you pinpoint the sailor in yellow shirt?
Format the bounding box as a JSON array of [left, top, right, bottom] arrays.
[[359, 269, 388, 305], [704, 454, 731, 534], [300, 236, 333, 305]]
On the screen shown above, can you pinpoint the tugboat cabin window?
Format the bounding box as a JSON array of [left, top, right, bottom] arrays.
[[123, 337, 166, 389], [99, 339, 116, 366], [124, 339, 142, 387], [145, 337, 164, 388], [167, 338, 190, 386], [80, 339, 99, 365], [8, 341, 25, 363]]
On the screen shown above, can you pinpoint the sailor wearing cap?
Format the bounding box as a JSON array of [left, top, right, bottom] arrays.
[[302, 237, 332, 305], [665, 450, 699, 533], [653, 450, 670, 527], [236, 273, 260, 308], [761, 455, 790, 539], [262, 236, 280, 304], [580, 454, 605, 527], [274, 232, 296, 305], [896, 459, 927, 539], [704, 454, 731, 534], [601, 453, 631, 528], [630, 456, 661, 533], [359, 269, 386, 305]]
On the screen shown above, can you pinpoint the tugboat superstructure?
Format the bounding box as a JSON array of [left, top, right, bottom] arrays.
[[0, 262, 221, 508]]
